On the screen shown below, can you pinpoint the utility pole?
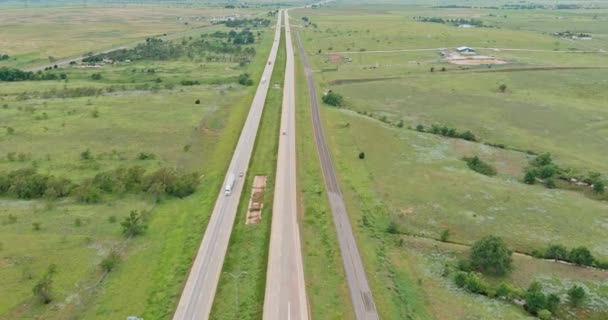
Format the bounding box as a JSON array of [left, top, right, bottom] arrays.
[[224, 271, 247, 319]]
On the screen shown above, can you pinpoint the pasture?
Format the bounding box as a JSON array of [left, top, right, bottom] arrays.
[[0, 5, 275, 318], [294, 1, 608, 319]]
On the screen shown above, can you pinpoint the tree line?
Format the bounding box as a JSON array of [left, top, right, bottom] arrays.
[[0, 67, 65, 82], [0, 166, 199, 201]]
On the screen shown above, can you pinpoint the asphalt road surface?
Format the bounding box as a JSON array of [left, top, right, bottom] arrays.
[[172, 12, 283, 320], [295, 29, 380, 320], [262, 10, 309, 320]]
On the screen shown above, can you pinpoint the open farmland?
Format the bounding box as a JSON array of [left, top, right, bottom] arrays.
[[293, 1, 608, 319], [0, 5, 276, 319], [0, 5, 263, 69]]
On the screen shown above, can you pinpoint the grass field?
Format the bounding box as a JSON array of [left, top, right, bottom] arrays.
[[293, 1, 608, 319], [0, 5, 263, 68], [0, 5, 275, 318]]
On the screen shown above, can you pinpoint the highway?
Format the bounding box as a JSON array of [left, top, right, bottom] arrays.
[[262, 10, 310, 320], [295, 29, 380, 320], [172, 11, 283, 320]]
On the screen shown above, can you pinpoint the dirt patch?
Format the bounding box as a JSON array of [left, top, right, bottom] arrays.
[[246, 175, 267, 224], [328, 54, 343, 63]]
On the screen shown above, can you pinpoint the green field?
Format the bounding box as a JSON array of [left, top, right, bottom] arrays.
[[0, 5, 263, 68], [294, 1, 608, 319], [0, 5, 276, 319]]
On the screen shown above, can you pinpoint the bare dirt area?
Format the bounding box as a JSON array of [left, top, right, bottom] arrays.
[[328, 54, 344, 63], [246, 175, 267, 224]]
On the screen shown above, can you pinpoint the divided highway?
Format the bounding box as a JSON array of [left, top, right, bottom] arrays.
[[295, 29, 380, 320], [172, 12, 283, 320], [262, 10, 309, 320]]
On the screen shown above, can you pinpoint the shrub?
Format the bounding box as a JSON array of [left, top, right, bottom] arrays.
[[386, 220, 399, 234], [567, 285, 586, 306], [547, 293, 560, 312], [121, 210, 147, 237], [80, 149, 94, 160], [470, 236, 512, 275], [32, 264, 56, 304], [322, 90, 344, 107], [73, 183, 102, 204], [525, 281, 547, 315], [100, 248, 120, 272], [538, 309, 552, 320], [440, 229, 450, 242], [415, 124, 425, 132], [237, 73, 253, 86], [91, 73, 102, 80], [569, 247, 594, 266], [463, 156, 497, 176], [358, 152, 365, 159], [524, 170, 536, 184], [32, 222, 41, 231], [498, 84, 507, 92], [454, 271, 467, 288], [543, 178, 556, 189], [544, 244, 568, 261], [137, 152, 155, 160], [593, 180, 605, 194]]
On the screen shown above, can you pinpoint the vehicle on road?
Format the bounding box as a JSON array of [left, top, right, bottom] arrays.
[[225, 173, 236, 196], [268, 61, 272, 65], [282, 131, 286, 135], [262, 76, 267, 84], [239, 172, 244, 177]]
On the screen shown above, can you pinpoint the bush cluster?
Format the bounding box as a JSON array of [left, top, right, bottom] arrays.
[[0, 67, 64, 82], [322, 90, 344, 107], [238, 73, 254, 86], [463, 156, 497, 176], [0, 166, 199, 201], [417, 124, 477, 141], [533, 244, 608, 269], [0, 168, 73, 199]]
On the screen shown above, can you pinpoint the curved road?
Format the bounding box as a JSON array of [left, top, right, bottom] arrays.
[[172, 12, 283, 320]]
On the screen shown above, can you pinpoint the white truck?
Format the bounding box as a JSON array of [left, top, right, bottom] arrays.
[[225, 173, 236, 196]]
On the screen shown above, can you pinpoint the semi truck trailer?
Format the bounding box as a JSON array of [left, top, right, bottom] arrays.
[[225, 173, 236, 196]]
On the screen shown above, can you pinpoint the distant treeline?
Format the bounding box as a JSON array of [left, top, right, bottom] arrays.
[[413, 16, 484, 27], [219, 18, 271, 28], [82, 33, 257, 64], [0, 67, 66, 82]]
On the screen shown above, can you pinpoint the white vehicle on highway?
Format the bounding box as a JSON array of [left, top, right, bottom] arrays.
[[225, 173, 236, 196], [261, 76, 267, 84]]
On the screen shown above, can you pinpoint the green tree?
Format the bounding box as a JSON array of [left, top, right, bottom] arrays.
[[121, 210, 147, 237], [100, 248, 120, 272], [547, 293, 560, 312], [470, 235, 512, 275], [33, 264, 57, 304], [569, 247, 594, 266], [440, 229, 450, 242], [498, 84, 507, 92], [322, 90, 344, 107], [567, 285, 586, 306], [593, 180, 605, 194], [545, 244, 568, 261], [525, 281, 547, 315], [524, 170, 537, 184]]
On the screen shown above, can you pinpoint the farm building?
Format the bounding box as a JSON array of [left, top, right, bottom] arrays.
[[456, 46, 476, 53]]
